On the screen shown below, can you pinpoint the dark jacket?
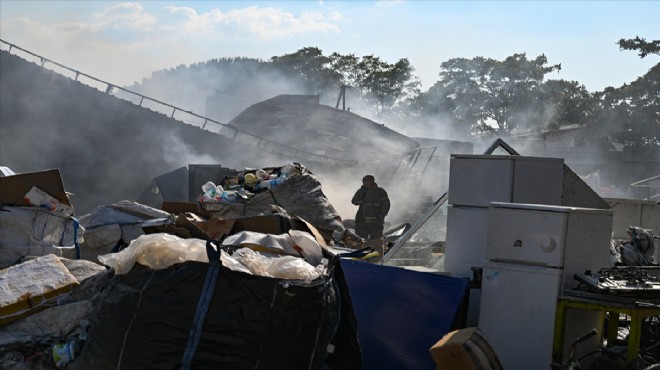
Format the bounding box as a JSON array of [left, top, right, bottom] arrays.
[[351, 184, 390, 224]]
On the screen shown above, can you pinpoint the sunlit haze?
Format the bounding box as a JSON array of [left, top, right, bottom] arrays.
[[1, 1, 658, 92]]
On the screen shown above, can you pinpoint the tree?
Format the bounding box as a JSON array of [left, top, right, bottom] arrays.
[[270, 47, 342, 94], [328, 52, 361, 87], [618, 36, 660, 58], [425, 53, 561, 135], [269, 48, 420, 117], [589, 64, 660, 149], [534, 79, 598, 131], [357, 56, 420, 114], [582, 37, 660, 152]]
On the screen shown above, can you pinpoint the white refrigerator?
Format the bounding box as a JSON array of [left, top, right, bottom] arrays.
[[478, 202, 613, 370]]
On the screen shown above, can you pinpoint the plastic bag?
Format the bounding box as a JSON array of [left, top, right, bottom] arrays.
[[232, 247, 327, 281], [289, 229, 323, 265], [98, 233, 250, 275], [222, 231, 298, 255]]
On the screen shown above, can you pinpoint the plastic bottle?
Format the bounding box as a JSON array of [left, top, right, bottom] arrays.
[[255, 169, 269, 180], [222, 191, 240, 202], [201, 181, 217, 193], [274, 174, 287, 186], [257, 179, 273, 190], [53, 341, 76, 367], [281, 163, 296, 176]]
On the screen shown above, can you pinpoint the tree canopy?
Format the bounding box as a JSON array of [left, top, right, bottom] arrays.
[[618, 36, 660, 58], [588, 37, 660, 150], [416, 53, 568, 135], [130, 39, 658, 152]]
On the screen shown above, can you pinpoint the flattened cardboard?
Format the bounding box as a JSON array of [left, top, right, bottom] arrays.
[[143, 210, 331, 250], [161, 201, 210, 218], [230, 215, 291, 236], [176, 213, 222, 240], [0, 169, 72, 207], [292, 216, 329, 248], [198, 215, 236, 240]]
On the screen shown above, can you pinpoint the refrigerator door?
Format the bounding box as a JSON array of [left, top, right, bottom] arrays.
[[479, 261, 602, 370], [479, 262, 562, 370], [487, 206, 568, 267]]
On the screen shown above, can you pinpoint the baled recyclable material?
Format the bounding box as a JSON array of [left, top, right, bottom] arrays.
[[0, 254, 79, 326]]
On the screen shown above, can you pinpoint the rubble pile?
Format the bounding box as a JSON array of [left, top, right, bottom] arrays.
[[0, 163, 364, 369]]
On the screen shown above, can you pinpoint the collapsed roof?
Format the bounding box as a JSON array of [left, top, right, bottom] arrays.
[[223, 95, 420, 161]]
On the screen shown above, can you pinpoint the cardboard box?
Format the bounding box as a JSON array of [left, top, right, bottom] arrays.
[[188, 214, 235, 240], [429, 327, 503, 370], [20, 186, 74, 216], [0, 168, 72, 208], [143, 211, 330, 251], [161, 201, 210, 219]]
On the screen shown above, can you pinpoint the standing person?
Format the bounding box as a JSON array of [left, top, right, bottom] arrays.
[[351, 175, 390, 240]]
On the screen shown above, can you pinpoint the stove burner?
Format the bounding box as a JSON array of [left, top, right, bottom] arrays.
[[574, 267, 660, 297], [598, 267, 660, 288]]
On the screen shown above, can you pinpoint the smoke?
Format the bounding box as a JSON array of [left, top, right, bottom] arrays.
[[121, 55, 432, 224], [2, 38, 654, 228]]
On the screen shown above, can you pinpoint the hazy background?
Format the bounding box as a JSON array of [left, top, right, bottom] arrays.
[[1, 1, 657, 92], [1, 1, 658, 224]]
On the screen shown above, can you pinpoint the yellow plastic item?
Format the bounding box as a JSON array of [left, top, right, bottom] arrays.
[[244, 173, 258, 186]]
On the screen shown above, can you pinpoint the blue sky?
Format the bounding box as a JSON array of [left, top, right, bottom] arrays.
[[0, 1, 658, 92]]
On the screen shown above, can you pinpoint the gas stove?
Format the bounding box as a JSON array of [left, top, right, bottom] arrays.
[[574, 267, 660, 297]]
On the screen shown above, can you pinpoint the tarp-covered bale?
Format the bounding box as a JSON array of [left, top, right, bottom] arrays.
[[201, 163, 345, 234], [0, 257, 110, 368], [0, 206, 82, 268], [77, 200, 170, 261], [73, 239, 361, 370], [0, 254, 79, 326]]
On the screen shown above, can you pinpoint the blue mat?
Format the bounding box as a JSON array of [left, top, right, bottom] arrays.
[[341, 259, 469, 370]]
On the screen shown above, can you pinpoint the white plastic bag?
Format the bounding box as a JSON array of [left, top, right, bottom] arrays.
[[232, 248, 327, 282], [222, 231, 298, 255], [288, 230, 323, 265], [98, 233, 250, 275]]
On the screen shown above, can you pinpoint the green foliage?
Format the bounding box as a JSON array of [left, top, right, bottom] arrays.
[[420, 53, 562, 135], [536, 80, 598, 130], [130, 40, 657, 151], [266, 48, 421, 116], [580, 37, 660, 150], [270, 47, 342, 94], [588, 64, 660, 148], [618, 36, 660, 58]]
